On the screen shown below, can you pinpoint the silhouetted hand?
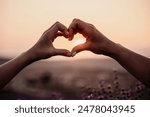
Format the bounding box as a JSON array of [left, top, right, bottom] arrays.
[[68, 19, 114, 56], [69, 19, 150, 87], [28, 22, 71, 61]]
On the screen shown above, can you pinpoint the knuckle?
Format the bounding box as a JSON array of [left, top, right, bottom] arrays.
[[73, 18, 80, 23], [90, 24, 94, 27], [55, 21, 60, 25], [88, 23, 95, 28]]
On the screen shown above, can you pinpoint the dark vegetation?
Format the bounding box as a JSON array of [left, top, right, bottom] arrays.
[[0, 57, 150, 100]]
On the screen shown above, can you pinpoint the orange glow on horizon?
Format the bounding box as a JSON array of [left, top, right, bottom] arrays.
[[0, 0, 150, 58]]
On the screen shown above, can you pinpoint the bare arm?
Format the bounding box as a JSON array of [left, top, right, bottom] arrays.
[[106, 40, 150, 87], [68, 18, 150, 87], [0, 52, 35, 89], [0, 22, 71, 89]]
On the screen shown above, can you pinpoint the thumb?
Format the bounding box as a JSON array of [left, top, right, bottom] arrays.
[[71, 43, 87, 57], [54, 49, 71, 57]]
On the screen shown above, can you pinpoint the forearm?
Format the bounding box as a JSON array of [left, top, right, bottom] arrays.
[[0, 22, 71, 90], [0, 51, 36, 89], [105, 41, 150, 87]]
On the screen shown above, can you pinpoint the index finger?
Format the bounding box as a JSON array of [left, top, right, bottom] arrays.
[[44, 22, 69, 41], [68, 19, 87, 40], [52, 21, 69, 38]]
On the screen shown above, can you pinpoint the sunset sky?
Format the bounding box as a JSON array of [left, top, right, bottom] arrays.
[[0, 0, 150, 59]]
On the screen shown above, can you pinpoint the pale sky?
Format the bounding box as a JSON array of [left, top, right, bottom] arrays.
[[0, 0, 150, 59]]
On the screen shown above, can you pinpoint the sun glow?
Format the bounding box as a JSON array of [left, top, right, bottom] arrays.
[[73, 38, 85, 46]]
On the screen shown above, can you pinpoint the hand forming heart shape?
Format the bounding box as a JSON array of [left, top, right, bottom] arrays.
[[66, 18, 111, 57], [1, 18, 149, 91], [29, 19, 111, 61]]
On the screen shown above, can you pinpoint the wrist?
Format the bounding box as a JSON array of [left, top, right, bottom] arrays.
[[23, 49, 39, 63], [103, 40, 124, 59]]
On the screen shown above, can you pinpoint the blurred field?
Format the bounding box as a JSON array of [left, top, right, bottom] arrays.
[[0, 57, 150, 100]]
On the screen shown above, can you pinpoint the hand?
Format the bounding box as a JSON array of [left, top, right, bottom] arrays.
[[68, 19, 114, 56], [27, 22, 71, 61]]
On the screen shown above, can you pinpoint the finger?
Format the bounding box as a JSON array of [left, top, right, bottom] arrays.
[[68, 18, 87, 40], [54, 22, 69, 38], [68, 28, 74, 41], [68, 19, 81, 41], [54, 49, 72, 57], [46, 22, 69, 39], [56, 31, 69, 38], [71, 43, 88, 57]]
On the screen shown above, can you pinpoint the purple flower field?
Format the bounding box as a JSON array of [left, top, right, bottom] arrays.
[[0, 58, 150, 100]]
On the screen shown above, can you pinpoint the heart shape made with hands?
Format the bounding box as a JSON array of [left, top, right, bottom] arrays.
[[54, 33, 86, 55]]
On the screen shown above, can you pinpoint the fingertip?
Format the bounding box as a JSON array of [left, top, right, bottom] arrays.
[[68, 28, 73, 40], [55, 49, 72, 57], [68, 38, 72, 41], [71, 51, 77, 57], [68, 35, 74, 41], [64, 30, 69, 38], [71, 47, 78, 56], [66, 52, 72, 57], [71, 45, 78, 53], [64, 50, 72, 57]]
